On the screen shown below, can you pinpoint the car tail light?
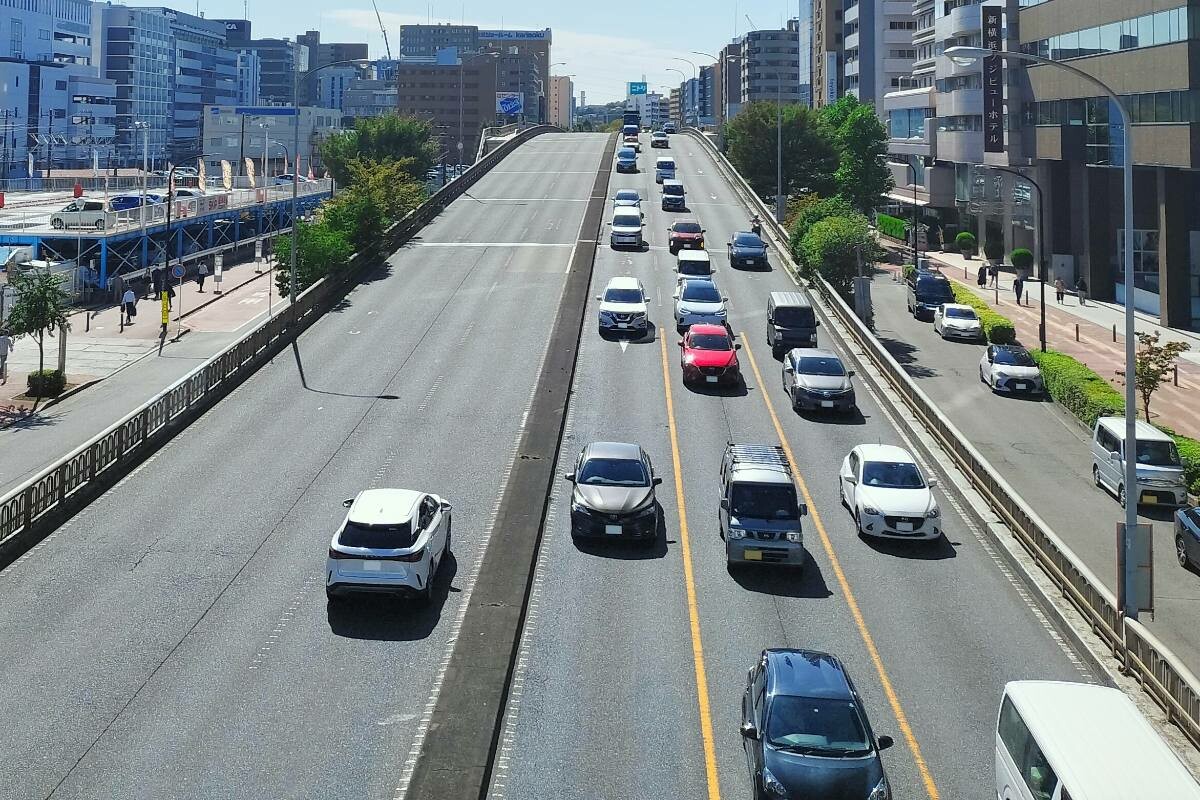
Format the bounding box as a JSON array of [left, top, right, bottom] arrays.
[[394, 548, 425, 562], [328, 548, 354, 560]]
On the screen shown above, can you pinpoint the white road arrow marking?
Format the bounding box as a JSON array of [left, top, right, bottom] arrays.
[[619, 340, 629, 353]]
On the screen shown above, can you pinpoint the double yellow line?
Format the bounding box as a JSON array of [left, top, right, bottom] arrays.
[[657, 327, 941, 800]]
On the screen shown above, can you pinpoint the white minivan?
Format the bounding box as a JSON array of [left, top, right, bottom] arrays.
[[50, 199, 109, 230], [1091, 416, 1188, 507], [655, 156, 676, 183], [997, 681, 1200, 800]]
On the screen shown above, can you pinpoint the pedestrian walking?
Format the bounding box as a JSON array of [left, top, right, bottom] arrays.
[[977, 264, 987, 287], [1076, 277, 1088, 306], [165, 281, 175, 311], [1013, 276, 1024, 306], [122, 288, 137, 325], [0, 328, 13, 385], [197, 261, 208, 293], [1054, 277, 1066, 304], [149, 266, 163, 300], [988, 263, 999, 287]]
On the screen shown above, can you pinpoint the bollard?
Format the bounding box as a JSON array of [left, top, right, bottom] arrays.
[[1075, 323, 1080, 342], [1175, 364, 1179, 387], [1112, 324, 1117, 342]]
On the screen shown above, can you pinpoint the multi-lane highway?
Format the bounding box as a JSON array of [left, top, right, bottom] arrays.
[[0, 133, 608, 799], [487, 134, 1098, 800]]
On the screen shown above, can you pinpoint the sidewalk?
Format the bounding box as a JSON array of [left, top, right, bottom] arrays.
[[0, 255, 278, 424], [913, 249, 1200, 439]]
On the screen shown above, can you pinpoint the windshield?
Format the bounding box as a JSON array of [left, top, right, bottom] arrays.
[[682, 283, 721, 303], [604, 288, 643, 304], [617, 149, 636, 159], [945, 307, 977, 319], [673, 222, 702, 234], [613, 215, 641, 228], [663, 184, 684, 195], [615, 190, 639, 202], [993, 348, 1035, 366], [690, 333, 732, 350], [774, 306, 815, 328], [1136, 440, 1181, 467], [796, 356, 846, 376], [339, 520, 414, 550], [916, 278, 954, 303], [861, 461, 925, 489], [657, 161, 675, 170], [730, 483, 798, 520], [766, 695, 872, 756], [734, 233, 764, 247], [578, 457, 649, 486]]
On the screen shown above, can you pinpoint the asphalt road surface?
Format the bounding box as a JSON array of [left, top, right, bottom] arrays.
[[486, 134, 1099, 800], [0, 133, 610, 800]]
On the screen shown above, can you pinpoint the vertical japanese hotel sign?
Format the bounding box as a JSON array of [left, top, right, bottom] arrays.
[[982, 6, 1005, 153]]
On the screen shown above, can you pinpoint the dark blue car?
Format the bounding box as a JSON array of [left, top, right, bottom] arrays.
[[109, 193, 164, 211], [741, 649, 893, 800], [728, 231, 769, 269], [1176, 507, 1200, 570]]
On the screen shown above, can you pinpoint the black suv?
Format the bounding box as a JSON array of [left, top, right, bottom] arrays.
[[741, 649, 893, 800], [906, 270, 955, 320]]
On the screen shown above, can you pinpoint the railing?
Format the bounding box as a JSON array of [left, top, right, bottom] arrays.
[[0, 125, 561, 566], [682, 127, 1200, 751]]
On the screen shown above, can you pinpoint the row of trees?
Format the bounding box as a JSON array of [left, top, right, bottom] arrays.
[[275, 114, 438, 294]]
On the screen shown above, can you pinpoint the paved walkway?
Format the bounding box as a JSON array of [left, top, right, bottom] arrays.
[[907, 249, 1200, 439]]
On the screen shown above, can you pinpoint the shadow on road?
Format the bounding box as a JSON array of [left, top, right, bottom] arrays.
[[859, 533, 959, 560], [793, 407, 868, 426], [729, 559, 834, 599], [571, 507, 669, 560], [875, 334, 937, 379], [326, 552, 460, 641], [291, 342, 400, 400], [598, 325, 658, 345]]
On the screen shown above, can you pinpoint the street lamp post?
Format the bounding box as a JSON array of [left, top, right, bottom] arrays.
[[672, 57, 699, 125], [666, 67, 687, 128], [907, 160, 921, 267], [984, 164, 1048, 351], [133, 121, 149, 235], [946, 45, 1140, 620]]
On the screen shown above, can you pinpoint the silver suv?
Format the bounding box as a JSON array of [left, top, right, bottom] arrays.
[[719, 444, 807, 569]]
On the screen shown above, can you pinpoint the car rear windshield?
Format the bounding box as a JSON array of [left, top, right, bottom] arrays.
[[862, 461, 924, 489], [339, 520, 414, 550], [673, 222, 702, 233], [604, 288, 642, 304], [993, 348, 1035, 366], [657, 161, 676, 170], [945, 307, 977, 319], [613, 214, 641, 228], [916, 278, 954, 302], [618, 149, 635, 158], [734, 233, 764, 247], [1136, 440, 1181, 467], [616, 190, 639, 201], [797, 356, 845, 376], [774, 306, 814, 327], [730, 483, 798, 520], [766, 695, 871, 756], [682, 283, 721, 302], [690, 333, 731, 350], [579, 457, 649, 486], [663, 184, 684, 195]]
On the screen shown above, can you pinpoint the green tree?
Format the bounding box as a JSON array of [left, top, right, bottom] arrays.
[[275, 220, 354, 296], [725, 101, 837, 203], [797, 213, 879, 296], [818, 96, 893, 213], [320, 114, 437, 186], [786, 195, 855, 262], [6, 269, 71, 408], [1115, 331, 1191, 421]]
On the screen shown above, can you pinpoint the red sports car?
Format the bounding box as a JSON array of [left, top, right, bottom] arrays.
[[679, 324, 742, 386]]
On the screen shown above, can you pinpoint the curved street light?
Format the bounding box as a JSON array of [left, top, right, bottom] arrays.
[[946, 45, 1140, 619]]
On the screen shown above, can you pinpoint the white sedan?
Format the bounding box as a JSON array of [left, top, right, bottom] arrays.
[[838, 444, 941, 540], [979, 344, 1045, 394], [932, 303, 984, 341]]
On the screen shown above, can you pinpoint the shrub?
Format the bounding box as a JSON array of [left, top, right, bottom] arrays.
[[274, 219, 354, 295], [787, 195, 855, 262], [950, 284, 1017, 344], [797, 213, 878, 296], [1010, 248, 1034, 270], [1030, 349, 1125, 429], [984, 239, 1005, 260], [27, 369, 66, 398], [955, 231, 977, 254], [876, 213, 909, 242], [901, 263, 916, 282]]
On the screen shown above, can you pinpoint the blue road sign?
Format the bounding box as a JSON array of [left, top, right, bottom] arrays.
[[496, 92, 524, 115], [628, 82, 647, 95], [171, 264, 185, 279]]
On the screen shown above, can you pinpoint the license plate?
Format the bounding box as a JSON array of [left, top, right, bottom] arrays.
[[706, 375, 718, 383], [617, 323, 628, 329], [362, 560, 383, 571], [821, 400, 834, 408], [605, 524, 622, 535], [895, 522, 914, 532], [743, 549, 762, 561], [1013, 382, 1027, 390], [746, 258, 757, 264]]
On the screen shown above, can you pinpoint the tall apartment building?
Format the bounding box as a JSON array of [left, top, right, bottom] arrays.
[[295, 30, 367, 106], [239, 38, 308, 105], [236, 50, 261, 105], [714, 40, 743, 125], [93, 4, 172, 168], [342, 79, 397, 119], [741, 19, 805, 106], [698, 64, 716, 124], [669, 86, 682, 127], [812, 0, 844, 107], [398, 24, 478, 58], [316, 67, 359, 115], [843, 0, 917, 107], [548, 75, 572, 129], [394, 53, 499, 163], [797, 0, 814, 106]]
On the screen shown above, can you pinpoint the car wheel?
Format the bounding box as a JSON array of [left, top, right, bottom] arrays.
[[839, 477, 847, 509], [854, 507, 865, 535], [95, 220, 106, 230], [1177, 535, 1191, 568], [415, 574, 434, 607], [790, 388, 800, 412], [51, 219, 65, 229], [1093, 464, 1102, 488], [1117, 483, 1127, 508]]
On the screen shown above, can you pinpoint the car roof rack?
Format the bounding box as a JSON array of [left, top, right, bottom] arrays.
[[726, 443, 792, 473]]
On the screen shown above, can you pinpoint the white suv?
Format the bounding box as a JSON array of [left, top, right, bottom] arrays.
[[597, 276, 649, 336], [326, 488, 452, 605]]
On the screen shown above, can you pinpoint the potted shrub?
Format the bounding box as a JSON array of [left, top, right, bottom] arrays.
[[1010, 247, 1035, 279], [955, 231, 977, 259], [27, 369, 66, 399], [983, 239, 1005, 265]]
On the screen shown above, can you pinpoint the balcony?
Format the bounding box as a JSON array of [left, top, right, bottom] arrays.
[[936, 88, 982, 117], [935, 2, 981, 39]]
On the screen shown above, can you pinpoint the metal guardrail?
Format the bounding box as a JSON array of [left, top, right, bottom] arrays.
[[0, 125, 561, 565], [683, 127, 1200, 750]]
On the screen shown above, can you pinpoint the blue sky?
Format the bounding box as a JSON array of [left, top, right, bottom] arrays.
[[148, 1, 802, 103]]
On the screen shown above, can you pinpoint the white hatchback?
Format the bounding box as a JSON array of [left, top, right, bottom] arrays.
[[838, 444, 941, 540], [326, 488, 452, 605], [979, 344, 1044, 394], [932, 303, 983, 341]]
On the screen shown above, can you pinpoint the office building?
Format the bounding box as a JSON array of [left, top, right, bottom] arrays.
[[797, 0, 814, 106], [342, 79, 397, 119], [669, 86, 682, 127], [698, 64, 716, 125], [844, 0, 916, 107], [94, 3, 172, 168], [394, 53, 499, 163], [629, 91, 668, 129], [548, 75, 572, 129], [201, 104, 342, 176], [714, 40, 743, 125], [740, 19, 805, 106], [317, 67, 359, 115], [236, 50, 261, 105], [295, 30, 367, 106], [812, 0, 844, 108], [237, 37, 308, 105], [399, 24, 478, 59]]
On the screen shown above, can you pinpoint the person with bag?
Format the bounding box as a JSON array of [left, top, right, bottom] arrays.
[[197, 261, 208, 293], [1054, 277, 1066, 304], [1013, 276, 1024, 306], [122, 287, 137, 325], [977, 264, 987, 287]]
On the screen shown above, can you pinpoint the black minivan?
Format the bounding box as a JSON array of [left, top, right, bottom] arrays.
[[767, 291, 819, 357], [906, 270, 955, 320]]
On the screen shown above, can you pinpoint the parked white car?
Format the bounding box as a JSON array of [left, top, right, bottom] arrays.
[[933, 303, 984, 341], [326, 488, 452, 606], [838, 444, 941, 540], [49, 199, 108, 230], [978, 344, 1045, 394]]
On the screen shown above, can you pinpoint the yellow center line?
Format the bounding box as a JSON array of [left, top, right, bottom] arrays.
[[659, 328, 722, 800], [739, 331, 941, 800]]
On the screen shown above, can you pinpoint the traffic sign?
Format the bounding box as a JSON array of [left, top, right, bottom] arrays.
[[628, 82, 647, 96], [496, 92, 524, 115], [171, 264, 185, 279]]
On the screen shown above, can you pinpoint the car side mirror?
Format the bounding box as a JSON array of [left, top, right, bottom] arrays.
[[562, 472, 576, 482], [652, 476, 663, 486], [342, 498, 355, 508], [877, 735, 894, 750], [678, 341, 685, 347], [701, 228, 707, 233], [740, 722, 759, 740], [595, 296, 602, 301], [440, 500, 453, 512], [845, 475, 857, 485], [1110, 451, 1121, 462], [720, 498, 730, 511], [722, 296, 729, 302], [734, 343, 742, 350], [815, 320, 821, 326], [799, 503, 808, 517], [847, 370, 856, 377], [927, 478, 938, 488]]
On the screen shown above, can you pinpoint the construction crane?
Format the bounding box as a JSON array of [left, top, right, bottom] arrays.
[[371, 0, 392, 60]]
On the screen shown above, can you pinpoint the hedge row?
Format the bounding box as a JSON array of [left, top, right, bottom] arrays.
[[876, 213, 909, 242], [950, 283, 1017, 344], [1031, 349, 1200, 494]]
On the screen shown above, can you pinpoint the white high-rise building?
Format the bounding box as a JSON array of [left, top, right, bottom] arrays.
[[549, 75, 573, 129]]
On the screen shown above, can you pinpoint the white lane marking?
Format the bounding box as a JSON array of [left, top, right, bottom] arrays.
[[409, 242, 574, 248], [416, 375, 445, 413], [619, 340, 629, 353]]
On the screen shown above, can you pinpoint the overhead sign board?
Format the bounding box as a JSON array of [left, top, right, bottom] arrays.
[[982, 6, 1005, 153], [496, 92, 525, 115], [628, 82, 647, 96], [478, 29, 550, 40]]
